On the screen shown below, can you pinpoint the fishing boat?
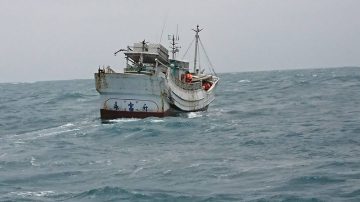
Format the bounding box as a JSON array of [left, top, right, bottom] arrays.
[[94, 25, 219, 119]]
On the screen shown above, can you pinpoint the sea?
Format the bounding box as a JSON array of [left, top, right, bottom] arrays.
[[0, 67, 359, 202]]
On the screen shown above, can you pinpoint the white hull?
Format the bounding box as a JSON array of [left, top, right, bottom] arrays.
[[95, 71, 218, 118], [166, 73, 218, 111], [95, 72, 171, 118]]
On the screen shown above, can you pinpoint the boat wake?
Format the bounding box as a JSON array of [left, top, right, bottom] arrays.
[[187, 112, 203, 119]]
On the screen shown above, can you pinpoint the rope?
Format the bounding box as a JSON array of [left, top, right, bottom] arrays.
[[155, 59, 171, 69], [199, 37, 217, 76], [198, 43, 201, 71], [181, 37, 195, 60], [159, 16, 167, 44]]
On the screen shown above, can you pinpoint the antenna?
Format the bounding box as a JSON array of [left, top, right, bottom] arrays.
[[159, 16, 168, 44], [169, 25, 181, 60], [176, 24, 179, 40]]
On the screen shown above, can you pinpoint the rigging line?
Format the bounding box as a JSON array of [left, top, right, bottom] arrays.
[[155, 59, 172, 69], [198, 43, 201, 71], [199, 37, 217, 76], [159, 16, 168, 44], [181, 37, 195, 60]]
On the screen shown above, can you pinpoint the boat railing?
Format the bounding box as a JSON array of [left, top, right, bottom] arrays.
[[158, 59, 201, 90], [124, 64, 155, 74], [169, 73, 202, 90], [124, 64, 137, 72]]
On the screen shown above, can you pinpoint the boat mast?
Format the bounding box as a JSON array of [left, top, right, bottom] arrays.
[[192, 25, 203, 74], [170, 25, 180, 60]]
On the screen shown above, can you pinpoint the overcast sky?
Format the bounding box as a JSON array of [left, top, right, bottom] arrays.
[[1, 0, 359, 82]]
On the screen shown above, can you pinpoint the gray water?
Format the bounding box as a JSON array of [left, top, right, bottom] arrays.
[[1, 67, 360, 201]]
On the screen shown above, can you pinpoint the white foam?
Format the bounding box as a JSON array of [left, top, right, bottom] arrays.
[[106, 159, 112, 166], [30, 156, 40, 166], [16, 125, 80, 142], [238, 79, 250, 83], [149, 119, 164, 123], [0, 153, 7, 159], [93, 159, 112, 166], [8, 190, 55, 197], [14, 140, 26, 144], [35, 128, 80, 139], [187, 112, 203, 119], [131, 167, 144, 176], [188, 163, 201, 168], [109, 118, 140, 123], [60, 123, 75, 128]]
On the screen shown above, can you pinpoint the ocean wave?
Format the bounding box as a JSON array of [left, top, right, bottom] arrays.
[[27, 128, 80, 140], [341, 189, 360, 198], [2, 171, 83, 185], [1, 69, 360, 201], [2, 122, 80, 143], [69, 186, 201, 201], [238, 79, 251, 83], [6, 190, 55, 198], [104, 118, 143, 123], [60, 123, 75, 128], [66, 186, 246, 202], [316, 74, 360, 87], [241, 139, 265, 146], [44, 92, 93, 104], [254, 195, 325, 202], [59, 92, 88, 99], [287, 175, 345, 185], [187, 112, 203, 119], [148, 119, 164, 123], [315, 161, 360, 170]]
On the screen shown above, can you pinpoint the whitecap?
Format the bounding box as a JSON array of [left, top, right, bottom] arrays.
[[188, 163, 201, 168], [15, 126, 81, 142], [238, 79, 250, 83], [131, 167, 143, 176], [60, 123, 75, 128], [76, 98, 86, 102], [30, 156, 40, 167], [35, 128, 80, 139], [93, 159, 112, 166], [106, 159, 112, 165], [14, 140, 26, 144], [8, 190, 55, 197], [149, 119, 164, 123]]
